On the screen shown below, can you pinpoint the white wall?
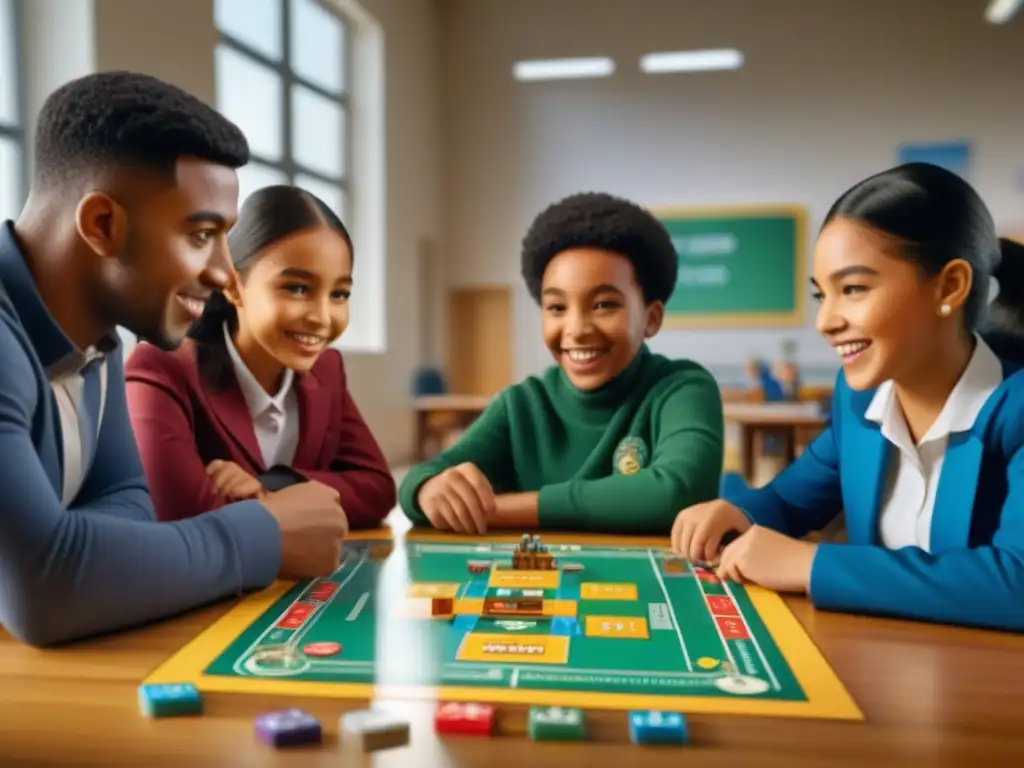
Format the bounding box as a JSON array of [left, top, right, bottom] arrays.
[[439, 0, 1024, 385], [19, 0, 441, 463]]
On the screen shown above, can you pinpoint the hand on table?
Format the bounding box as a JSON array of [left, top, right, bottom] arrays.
[[260, 480, 350, 579], [417, 462, 496, 534], [671, 499, 752, 562], [717, 526, 817, 594], [206, 460, 265, 500]]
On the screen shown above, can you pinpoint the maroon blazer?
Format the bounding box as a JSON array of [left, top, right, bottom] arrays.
[[124, 340, 396, 527]]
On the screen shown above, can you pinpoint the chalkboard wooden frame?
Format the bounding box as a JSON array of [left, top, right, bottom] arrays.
[[650, 203, 809, 329]]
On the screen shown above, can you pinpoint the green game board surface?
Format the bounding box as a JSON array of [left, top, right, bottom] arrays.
[[203, 538, 807, 702]]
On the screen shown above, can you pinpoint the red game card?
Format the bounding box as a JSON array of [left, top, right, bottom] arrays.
[[716, 615, 750, 640], [277, 602, 317, 630], [706, 595, 739, 616]]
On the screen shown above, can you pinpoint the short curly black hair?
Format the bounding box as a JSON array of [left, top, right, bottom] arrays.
[[32, 70, 249, 188], [521, 192, 679, 305]]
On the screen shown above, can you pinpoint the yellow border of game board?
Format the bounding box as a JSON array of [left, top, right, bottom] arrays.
[[143, 529, 863, 721]]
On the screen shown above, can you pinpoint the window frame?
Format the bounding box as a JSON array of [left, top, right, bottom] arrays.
[[1, 0, 28, 213], [215, 0, 352, 214]]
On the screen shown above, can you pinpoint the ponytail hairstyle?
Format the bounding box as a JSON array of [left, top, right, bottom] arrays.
[[980, 238, 1024, 362], [189, 184, 353, 387], [822, 162, 1001, 333]]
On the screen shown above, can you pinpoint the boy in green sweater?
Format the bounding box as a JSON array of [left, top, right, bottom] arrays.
[[399, 192, 724, 534]]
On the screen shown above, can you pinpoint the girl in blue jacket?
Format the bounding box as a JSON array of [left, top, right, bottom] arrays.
[[672, 162, 1024, 632]]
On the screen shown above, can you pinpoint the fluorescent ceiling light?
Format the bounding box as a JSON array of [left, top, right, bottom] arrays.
[[513, 57, 615, 82], [640, 48, 744, 74], [985, 0, 1023, 23]]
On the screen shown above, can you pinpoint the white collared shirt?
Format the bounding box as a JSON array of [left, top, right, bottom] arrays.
[[48, 346, 109, 507], [223, 324, 299, 468], [866, 335, 1003, 552]]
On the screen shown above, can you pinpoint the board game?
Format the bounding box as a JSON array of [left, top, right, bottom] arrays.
[[144, 530, 862, 721]]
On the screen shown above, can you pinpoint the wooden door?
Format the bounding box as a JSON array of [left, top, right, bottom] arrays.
[[447, 286, 512, 395]]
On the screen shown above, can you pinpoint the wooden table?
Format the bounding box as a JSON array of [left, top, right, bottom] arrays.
[[413, 394, 492, 461], [3, 524, 1024, 766], [723, 403, 829, 482]]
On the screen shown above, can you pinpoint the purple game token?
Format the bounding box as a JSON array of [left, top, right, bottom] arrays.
[[254, 708, 322, 747]]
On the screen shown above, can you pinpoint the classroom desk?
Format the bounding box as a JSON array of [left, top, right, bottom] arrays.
[[2, 527, 1023, 766], [413, 394, 492, 461], [723, 403, 829, 482]]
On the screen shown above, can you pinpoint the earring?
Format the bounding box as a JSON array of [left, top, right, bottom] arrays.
[[939, 304, 951, 317]]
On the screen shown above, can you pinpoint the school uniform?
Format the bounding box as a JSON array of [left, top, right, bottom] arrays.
[[724, 336, 1024, 632], [0, 221, 280, 645], [124, 328, 395, 527], [399, 344, 725, 534]]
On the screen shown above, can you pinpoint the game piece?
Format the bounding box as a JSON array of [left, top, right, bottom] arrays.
[[562, 562, 584, 572], [303, 641, 342, 657], [528, 706, 586, 740], [431, 597, 454, 616], [137, 683, 203, 718], [341, 709, 410, 752], [467, 560, 490, 574], [434, 701, 495, 735], [628, 710, 688, 745], [254, 708, 322, 747]]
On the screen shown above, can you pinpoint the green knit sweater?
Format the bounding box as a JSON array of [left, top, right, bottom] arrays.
[[398, 345, 725, 534]]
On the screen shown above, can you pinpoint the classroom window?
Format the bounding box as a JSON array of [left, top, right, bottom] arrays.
[[215, 0, 349, 219], [0, 0, 26, 222], [215, 0, 385, 353]]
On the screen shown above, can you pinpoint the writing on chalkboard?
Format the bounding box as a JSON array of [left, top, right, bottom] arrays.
[[672, 234, 739, 258], [678, 265, 729, 286]]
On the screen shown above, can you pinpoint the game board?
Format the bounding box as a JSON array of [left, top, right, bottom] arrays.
[[143, 531, 862, 720]]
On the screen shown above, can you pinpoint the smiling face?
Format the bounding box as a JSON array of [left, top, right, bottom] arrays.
[[540, 247, 663, 391], [227, 225, 353, 385], [88, 156, 240, 350], [811, 217, 971, 390]]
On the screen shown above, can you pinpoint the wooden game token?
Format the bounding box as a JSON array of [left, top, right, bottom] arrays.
[[303, 641, 342, 657], [628, 710, 687, 745], [527, 706, 586, 740], [434, 701, 495, 735], [137, 683, 203, 718], [254, 708, 322, 747], [341, 709, 410, 752]]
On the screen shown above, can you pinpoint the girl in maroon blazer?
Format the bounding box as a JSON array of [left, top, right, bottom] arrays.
[[125, 185, 396, 526]]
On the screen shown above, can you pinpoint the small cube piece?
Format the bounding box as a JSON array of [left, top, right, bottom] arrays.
[[628, 710, 688, 745], [467, 560, 490, 574], [137, 683, 203, 718], [431, 597, 454, 616], [255, 708, 322, 747], [527, 706, 586, 741], [341, 709, 410, 752], [434, 701, 495, 736]]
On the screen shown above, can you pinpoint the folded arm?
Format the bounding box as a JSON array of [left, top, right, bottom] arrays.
[[537, 369, 726, 535], [291, 353, 396, 528], [398, 396, 513, 526], [0, 335, 280, 646]]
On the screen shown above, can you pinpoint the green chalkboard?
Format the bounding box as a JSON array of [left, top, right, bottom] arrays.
[[653, 205, 808, 327]]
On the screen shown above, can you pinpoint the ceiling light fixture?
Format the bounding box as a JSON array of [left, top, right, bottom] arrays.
[[512, 57, 615, 82], [639, 48, 744, 74]]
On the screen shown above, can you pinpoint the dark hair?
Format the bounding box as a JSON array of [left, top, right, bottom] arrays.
[[32, 71, 249, 188], [823, 162, 1024, 332], [520, 191, 678, 305], [188, 185, 353, 386]]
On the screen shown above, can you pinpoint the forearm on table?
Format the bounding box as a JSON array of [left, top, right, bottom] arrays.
[[491, 492, 539, 528]]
